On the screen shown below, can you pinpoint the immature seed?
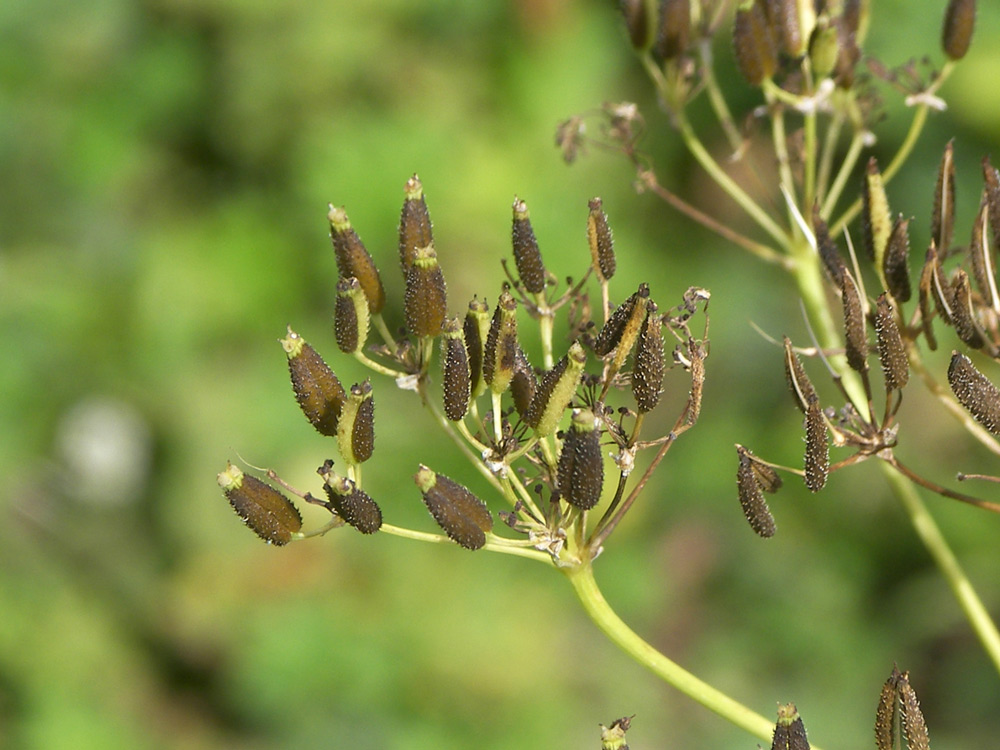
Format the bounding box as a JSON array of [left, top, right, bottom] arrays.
[[862, 157, 892, 267], [337, 380, 375, 465], [883, 215, 912, 303], [404, 244, 447, 338], [319, 465, 382, 534], [441, 317, 471, 421], [948, 352, 1000, 434], [875, 294, 909, 392], [334, 276, 370, 355], [398, 174, 433, 272], [942, 0, 976, 60], [656, 0, 691, 61], [632, 303, 665, 413], [931, 140, 956, 254], [619, 0, 652, 51], [733, 0, 778, 87], [808, 16, 840, 79], [511, 197, 547, 295], [217, 463, 302, 546], [484, 290, 519, 395], [415, 466, 493, 550], [587, 197, 617, 282], [464, 297, 491, 398], [327, 205, 386, 314], [526, 341, 587, 437], [281, 327, 346, 437], [594, 283, 649, 360], [736, 445, 776, 538], [804, 399, 829, 492], [841, 270, 869, 374], [783, 336, 818, 414], [558, 409, 605, 510]]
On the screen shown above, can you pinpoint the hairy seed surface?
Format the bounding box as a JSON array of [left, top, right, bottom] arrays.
[[883, 215, 912, 302], [587, 197, 616, 281], [218, 464, 302, 546], [511, 198, 547, 294], [328, 205, 386, 314], [282, 328, 346, 437], [783, 336, 818, 413], [804, 400, 829, 492], [948, 352, 1000, 434], [736, 446, 776, 538], [841, 271, 869, 374], [875, 294, 909, 391]]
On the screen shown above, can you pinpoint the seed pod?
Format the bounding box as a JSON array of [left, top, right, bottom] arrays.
[[733, 0, 778, 87], [897, 673, 930, 750], [217, 463, 302, 546], [594, 284, 649, 357], [950, 270, 987, 350], [398, 174, 433, 272], [942, 0, 975, 60], [404, 244, 447, 338], [862, 157, 892, 266], [415, 466, 493, 550], [656, 0, 691, 61], [484, 290, 519, 395], [337, 380, 375, 465], [510, 348, 537, 421], [464, 297, 491, 398], [511, 198, 547, 295], [766, 0, 804, 59], [874, 668, 900, 750], [841, 270, 869, 374], [319, 466, 382, 534], [587, 197, 616, 282], [783, 336, 818, 413], [619, 0, 653, 51], [526, 341, 587, 437], [804, 399, 829, 492], [441, 317, 471, 421], [771, 703, 810, 750], [809, 16, 840, 79], [883, 215, 912, 303], [281, 327, 346, 437], [334, 277, 370, 355], [983, 156, 1000, 245], [931, 140, 956, 255], [948, 352, 1000, 434], [969, 194, 998, 310], [813, 204, 846, 289], [558, 409, 605, 510], [632, 304, 665, 413], [736, 445, 776, 538], [875, 293, 909, 391], [327, 205, 386, 315]]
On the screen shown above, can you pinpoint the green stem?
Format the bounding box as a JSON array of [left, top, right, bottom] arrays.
[[565, 563, 799, 746]]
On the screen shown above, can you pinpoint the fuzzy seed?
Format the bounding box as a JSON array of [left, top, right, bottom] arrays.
[[917, 246, 940, 350], [281, 327, 346, 437], [337, 380, 375, 465], [968, 195, 998, 310], [950, 270, 987, 350], [898, 673, 930, 750], [558, 409, 605, 510], [594, 284, 650, 375], [320, 468, 382, 534], [484, 291, 519, 395], [812, 204, 846, 289], [982, 157, 1000, 246], [874, 668, 900, 750], [404, 244, 447, 338], [441, 318, 471, 421], [883, 215, 912, 303], [772, 703, 810, 750], [415, 466, 492, 550], [931, 140, 956, 255], [733, 0, 778, 87], [948, 352, 1000, 434], [783, 336, 818, 413], [510, 348, 537, 421], [804, 400, 829, 492], [218, 463, 302, 546], [736, 445, 776, 538], [398, 174, 433, 272], [632, 304, 665, 413], [862, 157, 892, 267], [334, 276, 370, 355], [875, 294, 909, 392], [327, 205, 386, 314], [841, 270, 869, 374], [587, 197, 617, 282], [526, 341, 587, 437], [942, 0, 975, 60], [512, 198, 547, 295]]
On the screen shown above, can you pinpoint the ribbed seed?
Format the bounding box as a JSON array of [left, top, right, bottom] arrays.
[[464, 297, 491, 398], [281, 327, 346, 437], [558, 409, 604, 510], [841, 271, 869, 374], [813, 204, 846, 289], [218, 463, 302, 546], [526, 341, 587, 437], [804, 399, 829, 492], [898, 673, 930, 750], [950, 270, 987, 350], [484, 290, 519, 394], [337, 380, 375, 465], [510, 348, 537, 421], [931, 140, 956, 255], [334, 277, 370, 355], [441, 317, 471, 421], [969, 195, 998, 310], [736, 445, 776, 538], [632, 304, 665, 413], [587, 197, 616, 282], [656, 0, 691, 61], [415, 466, 493, 550], [874, 668, 900, 750], [948, 352, 1000, 434], [398, 174, 433, 272], [862, 157, 892, 266], [883, 215, 912, 302], [327, 205, 386, 314], [404, 244, 447, 338], [784, 336, 818, 413], [320, 468, 382, 535], [772, 703, 810, 750], [619, 0, 653, 50], [875, 294, 909, 392], [733, 0, 778, 87], [942, 0, 975, 60], [594, 283, 649, 359], [511, 198, 547, 295]]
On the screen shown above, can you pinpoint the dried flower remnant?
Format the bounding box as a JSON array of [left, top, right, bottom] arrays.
[[415, 466, 493, 550], [736, 445, 777, 538], [942, 0, 976, 60], [398, 174, 433, 272], [511, 198, 547, 295], [771, 703, 810, 750], [337, 380, 375, 465], [217, 463, 302, 546], [558, 408, 605, 510], [948, 352, 1000, 434], [328, 205, 386, 314], [441, 317, 471, 421], [281, 327, 346, 437], [334, 276, 370, 355], [404, 244, 447, 338], [587, 197, 616, 282], [874, 294, 909, 391], [804, 399, 829, 492]]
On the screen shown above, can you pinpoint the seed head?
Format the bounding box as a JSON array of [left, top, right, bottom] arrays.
[[587, 197, 617, 282], [942, 0, 975, 60], [483, 290, 519, 395], [415, 466, 493, 550], [319, 463, 382, 534], [334, 276, 370, 355], [526, 341, 587, 437], [218, 463, 302, 546], [337, 380, 375, 465], [874, 294, 909, 392], [948, 352, 1000, 434], [404, 244, 448, 338], [281, 327, 346, 437], [558, 408, 605, 510], [327, 205, 386, 315], [398, 174, 433, 272], [441, 317, 471, 421], [511, 198, 547, 295]]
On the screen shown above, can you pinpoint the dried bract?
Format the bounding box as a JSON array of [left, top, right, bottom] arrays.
[[218, 463, 302, 546]]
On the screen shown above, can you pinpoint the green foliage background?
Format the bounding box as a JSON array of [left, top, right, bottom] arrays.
[[1, 1, 999, 748]]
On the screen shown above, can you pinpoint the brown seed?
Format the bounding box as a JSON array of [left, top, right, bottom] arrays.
[[736, 445, 776, 538], [950, 270, 987, 350], [464, 297, 491, 398], [218, 463, 302, 546], [511, 198, 547, 295], [804, 399, 829, 492], [483, 290, 519, 394], [765, 0, 803, 59], [917, 246, 940, 350], [931, 140, 956, 255], [682, 340, 705, 426], [404, 244, 447, 338], [415, 466, 493, 550], [783, 336, 819, 414], [619, 0, 652, 50], [841, 270, 869, 374], [594, 283, 649, 358], [883, 215, 912, 303], [558, 409, 605, 510], [337, 380, 375, 465], [982, 156, 1000, 246], [587, 197, 617, 282], [942, 0, 975, 60], [319, 467, 382, 534], [772, 703, 810, 750], [656, 0, 691, 61], [281, 327, 346, 437], [526, 341, 587, 437], [441, 317, 471, 421], [334, 276, 370, 355], [948, 351, 1000, 434], [898, 673, 930, 750], [510, 348, 537, 421], [398, 174, 433, 272], [632, 304, 665, 413], [875, 293, 909, 391], [327, 205, 386, 315], [733, 0, 778, 87], [812, 204, 846, 289]]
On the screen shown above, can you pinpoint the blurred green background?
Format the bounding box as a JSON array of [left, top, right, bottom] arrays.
[[2, 0, 1000, 747]]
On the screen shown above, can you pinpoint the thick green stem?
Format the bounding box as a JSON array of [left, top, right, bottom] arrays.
[[565, 563, 807, 747]]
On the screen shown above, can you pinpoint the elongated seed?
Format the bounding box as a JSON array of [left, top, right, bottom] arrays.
[[218, 463, 302, 546], [948, 352, 1000, 434]]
